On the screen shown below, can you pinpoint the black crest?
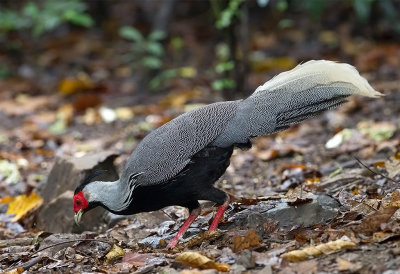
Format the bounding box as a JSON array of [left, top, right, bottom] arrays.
[[74, 170, 107, 194]]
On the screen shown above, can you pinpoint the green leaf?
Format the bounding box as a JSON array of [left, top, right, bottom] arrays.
[[215, 61, 234, 73], [215, 0, 244, 29], [147, 42, 164, 57], [63, 10, 93, 27], [278, 18, 294, 29], [119, 26, 143, 42], [276, 0, 288, 11], [23, 2, 40, 18], [353, 0, 374, 22], [142, 56, 162, 69], [212, 78, 235, 91], [148, 30, 166, 41], [170, 36, 184, 51]]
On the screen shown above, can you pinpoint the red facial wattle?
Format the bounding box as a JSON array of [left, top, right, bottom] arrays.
[[73, 191, 88, 212]]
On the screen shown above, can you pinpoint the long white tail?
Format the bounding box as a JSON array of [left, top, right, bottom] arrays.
[[212, 60, 382, 147]]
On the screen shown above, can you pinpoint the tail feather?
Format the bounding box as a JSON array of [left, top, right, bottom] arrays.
[[212, 60, 382, 147], [276, 95, 348, 128], [253, 60, 383, 98]]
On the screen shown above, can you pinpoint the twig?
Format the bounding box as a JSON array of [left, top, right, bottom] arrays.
[[0, 237, 34, 248], [31, 239, 112, 255], [353, 156, 398, 183], [161, 209, 176, 220], [3, 255, 43, 272]]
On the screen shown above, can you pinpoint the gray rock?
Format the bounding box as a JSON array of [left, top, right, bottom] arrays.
[[229, 194, 339, 230], [237, 250, 255, 269]]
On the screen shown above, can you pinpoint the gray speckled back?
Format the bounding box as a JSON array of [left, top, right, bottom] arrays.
[[121, 100, 239, 186]]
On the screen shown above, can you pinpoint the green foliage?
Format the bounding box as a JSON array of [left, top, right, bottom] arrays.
[[264, 0, 400, 32], [353, 0, 375, 22], [0, 0, 93, 38], [276, 0, 288, 12], [0, 65, 11, 79], [119, 26, 166, 71], [212, 43, 236, 91], [149, 67, 196, 90], [213, 0, 245, 29]]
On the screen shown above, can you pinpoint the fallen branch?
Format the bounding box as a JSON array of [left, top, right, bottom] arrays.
[[31, 238, 112, 255], [353, 156, 398, 183]]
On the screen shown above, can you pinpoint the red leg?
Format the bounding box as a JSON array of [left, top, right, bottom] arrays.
[[209, 196, 230, 231], [167, 207, 201, 248]]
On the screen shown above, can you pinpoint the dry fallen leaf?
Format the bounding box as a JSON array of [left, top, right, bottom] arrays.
[[385, 158, 400, 180], [4, 267, 24, 274], [373, 231, 397, 243], [176, 251, 230, 272], [355, 206, 398, 235], [281, 239, 356, 262], [180, 230, 220, 249], [286, 187, 314, 206], [0, 192, 43, 222], [58, 73, 94, 95], [358, 121, 396, 142], [122, 252, 155, 267], [336, 257, 361, 272], [105, 244, 125, 265], [232, 229, 260, 252], [180, 270, 203, 274]]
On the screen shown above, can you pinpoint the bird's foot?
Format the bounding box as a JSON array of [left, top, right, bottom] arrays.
[[167, 207, 201, 249]]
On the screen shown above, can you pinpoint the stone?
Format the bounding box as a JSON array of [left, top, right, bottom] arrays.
[[229, 194, 339, 230]]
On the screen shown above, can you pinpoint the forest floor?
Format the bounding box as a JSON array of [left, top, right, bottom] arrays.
[[1, 10, 400, 273]]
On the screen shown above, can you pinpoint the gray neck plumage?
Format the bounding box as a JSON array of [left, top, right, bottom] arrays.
[[85, 179, 133, 213]]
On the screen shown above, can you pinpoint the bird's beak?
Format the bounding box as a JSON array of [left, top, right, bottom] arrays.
[[74, 209, 83, 225]]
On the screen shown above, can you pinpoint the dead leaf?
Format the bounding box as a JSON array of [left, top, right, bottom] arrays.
[[354, 206, 398, 235], [180, 230, 220, 249], [295, 260, 318, 274], [58, 73, 94, 95], [72, 94, 102, 112], [115, 107, 134, 120], [256, 144, 311, 161], [160, 89, 201, 108], [385, 158, 400, 180], [336, 257, 360, 271], [0, 95, 50, 116], [4, 267, 24, 274], [176, 251, 230, 272], [49, 104, 74, 134], [358, 121, 396, 142], [286, 187, 314, 206], [373, 231, 398, 243], [374, 161, 385, 168], [105, 244, 125, 265], [122, 252, 155, 267], [232, 229, 260, 252], [0, 160, 21, 185], [181, 270, 203, 274], [281, 239, 356, 262], [0, 192, 43, 222], [250, 57, 296, 73]]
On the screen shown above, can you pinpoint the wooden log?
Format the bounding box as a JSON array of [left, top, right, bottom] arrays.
[[36, 151, 119, 233]]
